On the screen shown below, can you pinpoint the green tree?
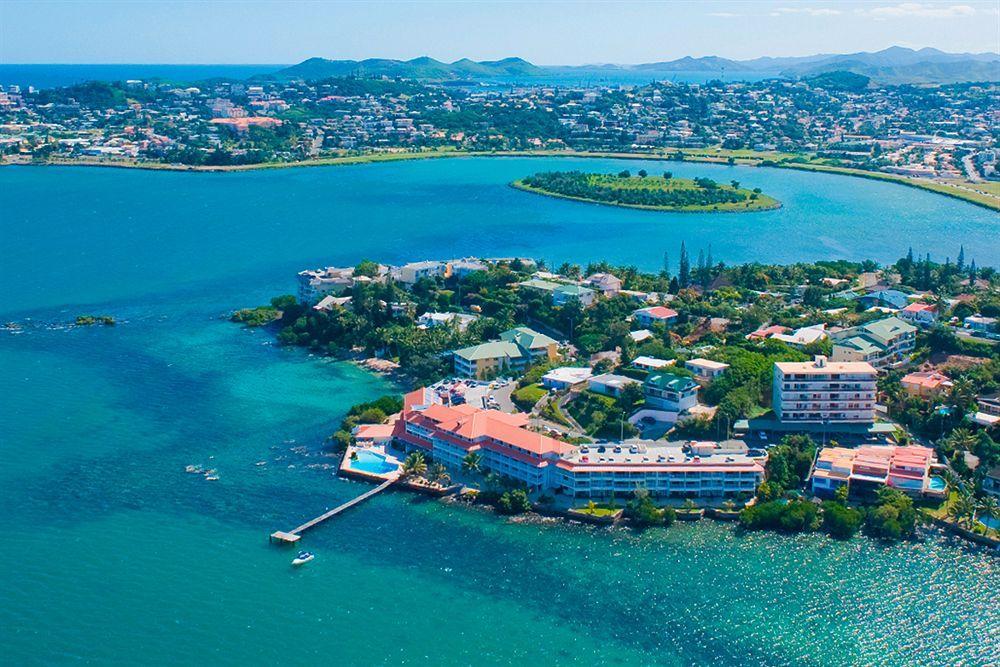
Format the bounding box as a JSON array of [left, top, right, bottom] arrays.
[[401, 452, 428, 479]]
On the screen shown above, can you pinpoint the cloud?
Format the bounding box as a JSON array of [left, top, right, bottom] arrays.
[[772, 6, 842, 16], [708, 12, 740, 18], [859, 3, 977, 19]]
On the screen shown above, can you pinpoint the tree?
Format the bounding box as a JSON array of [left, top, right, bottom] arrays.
[[678, 241, 690, 288], [638, 169, 648, 178], [663, 171, 673, 180], [822, 500, 863, 539], [618, 169, 631, 178], [428, 462, 451, 486], [626, 486, 670, 526], [948, 492, 976, 529], [462, 451, 482, 474], [401, 451, 428, 479], [730, 180, 740, 190], [497, 488, 532, 514]]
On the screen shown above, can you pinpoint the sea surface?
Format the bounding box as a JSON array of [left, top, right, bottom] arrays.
[[1, 157, 998, 665], [0, 63, 775, 89]]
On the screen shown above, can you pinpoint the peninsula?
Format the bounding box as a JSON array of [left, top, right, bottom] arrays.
[[512, 170, 780, 212]]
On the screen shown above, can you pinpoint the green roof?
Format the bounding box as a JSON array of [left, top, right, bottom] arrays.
[[554, 284, 594, 296], [453, 340, 524, 362], [500, 326, 557, 350], [861, 316, 916, 343], [644, 372, 698, 392]]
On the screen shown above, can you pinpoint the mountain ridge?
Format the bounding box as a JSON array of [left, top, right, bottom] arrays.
[[273, 47, 1000, 84]]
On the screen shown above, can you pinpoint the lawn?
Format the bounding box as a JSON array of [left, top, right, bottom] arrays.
[[573, 503, 621, 517], [512, 383, 547, 410]]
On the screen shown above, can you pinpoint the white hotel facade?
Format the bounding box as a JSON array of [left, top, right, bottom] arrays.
[[772, 356, 877, 424]]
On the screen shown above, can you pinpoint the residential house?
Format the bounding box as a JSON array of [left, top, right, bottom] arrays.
[[965, 315, 998, 333], [542, 367, 593, 390], [772, 356, 877, 424], [983, 465, 1000, 498], [831, 317, 917, 368], [588, 373, 641, 398], [859, 289, 909, 311], [643, 373, 700, 412], [900, 371, 953, 398], [633, 306, 678, 328], [770, 323, 829, 348], [685, 358, 730, 381], [417, 311, 478, 331], [584, 272, 623, 296], [898, 302, 938, 327], [969, 393, 1000, 428], [553, 284, 596, 307], [631, 356, 675, 372]]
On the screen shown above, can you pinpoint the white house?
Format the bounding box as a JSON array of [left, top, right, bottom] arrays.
[[685, 358, 730, 381], [588, 373, 641, 398], [898, 302, 938, 327], [633, 306, 678, 328], [542, 367, 594, 390], [631, 356, 675, 371]]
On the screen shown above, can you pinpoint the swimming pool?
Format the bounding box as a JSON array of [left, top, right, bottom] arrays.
[[928, 476, 947, 492], [979, 515, 1000, 531], [349, 449, 398, 476]]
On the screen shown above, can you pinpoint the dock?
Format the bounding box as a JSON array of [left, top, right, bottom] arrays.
[[270, 475, 397, 544]]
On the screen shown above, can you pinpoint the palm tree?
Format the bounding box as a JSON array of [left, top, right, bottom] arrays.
[[401, 452, 428, 479], [462, 451, 482, 474], [722, 500, 737, 513], [977, 496, 999, 533], [682, 498, 698, 512], [948, 493, 976, 529], [946, 428, 977, 454], [428, 463, 451, 486]]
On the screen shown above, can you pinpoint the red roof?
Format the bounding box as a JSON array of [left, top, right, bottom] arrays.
[[638, 306, 678, 320]]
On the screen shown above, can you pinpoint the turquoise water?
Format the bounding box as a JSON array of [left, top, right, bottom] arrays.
[[981, 515, 1000, 530], [929, 476, 947, 492], [1, 158, 998, 665], [350, 449, 397, 475]]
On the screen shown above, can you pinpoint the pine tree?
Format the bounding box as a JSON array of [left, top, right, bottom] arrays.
[[678, 242, 690, 287], [969, 259, 977, 283], [922, 253, 932, 290], [662, 251, 670, 278], [957, 245, 965, 272]]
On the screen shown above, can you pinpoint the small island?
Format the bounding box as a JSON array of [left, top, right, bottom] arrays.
[[511, 170, 781, 212], [75, 314, 115, 326]]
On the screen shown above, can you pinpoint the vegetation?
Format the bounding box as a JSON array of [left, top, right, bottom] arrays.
[[74, 314, 116, 326], [497, 489, 533, 515], [513, 171, 780, 212], [625, 487, 676, 526], [511, 383, 547, 410]]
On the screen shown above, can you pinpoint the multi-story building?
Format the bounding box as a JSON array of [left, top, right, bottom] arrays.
[[554, 440, 765, 499], [391, 388, 764, 497], [772, 356, 877, 424], [452, 326, 558, 378], [810, 445, 942, 498], [297, 266, 355, 303], [831, 317, 917, 368], [643, 373, 699, 412]]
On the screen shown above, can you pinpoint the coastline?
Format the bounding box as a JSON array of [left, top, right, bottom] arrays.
[[509, 179, 783, 213], [5, 148, 998, 211]]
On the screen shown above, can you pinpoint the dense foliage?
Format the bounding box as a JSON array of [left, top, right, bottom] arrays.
[[519, 171, 773, 210]]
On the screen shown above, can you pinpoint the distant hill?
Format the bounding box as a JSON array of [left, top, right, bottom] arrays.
[[274, 47, 999, 84], [273, 56, 544, 81], [570, 46, 1000, 84]]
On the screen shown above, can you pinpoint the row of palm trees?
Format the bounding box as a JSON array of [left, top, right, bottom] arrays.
[[400, 451, 452, 487]]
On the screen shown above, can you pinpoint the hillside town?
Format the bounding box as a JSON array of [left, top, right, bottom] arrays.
[[1, 73, 997, 188], [236, 247, 1000, 541]]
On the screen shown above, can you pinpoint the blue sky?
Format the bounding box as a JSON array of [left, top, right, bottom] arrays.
[[2, 1, 997, 64]]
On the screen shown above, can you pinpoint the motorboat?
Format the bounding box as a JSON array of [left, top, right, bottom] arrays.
[[292, 551, 315, 566]]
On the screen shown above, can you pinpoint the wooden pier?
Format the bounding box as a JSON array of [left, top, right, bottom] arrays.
[[270, 476, 397, 544]]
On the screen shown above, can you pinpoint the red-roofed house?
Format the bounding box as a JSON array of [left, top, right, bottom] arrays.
[[898, 302, 938, 327], [633, 306, 678, 328], [901, 371, 953, 398]]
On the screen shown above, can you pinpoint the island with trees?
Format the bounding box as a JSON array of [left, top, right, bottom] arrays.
[[511, 170, 781, 212]]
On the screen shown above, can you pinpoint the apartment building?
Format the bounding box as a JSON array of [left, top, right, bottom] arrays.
[[810, 445, 941, 497], [452, 326, 558, 378], [772, 355, 877, 424], [831, 317, 916, 368]]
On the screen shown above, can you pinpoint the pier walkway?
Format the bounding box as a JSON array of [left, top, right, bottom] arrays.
[[270, 475, 397, 544]]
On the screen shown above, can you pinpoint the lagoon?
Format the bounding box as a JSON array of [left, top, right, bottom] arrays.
[[0, 158, 998, 665]]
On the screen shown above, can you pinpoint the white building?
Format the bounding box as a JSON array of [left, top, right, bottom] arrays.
[[772, 356, 877, 424], [685, 358, 730, 381], [542, 367, 594, 390]]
